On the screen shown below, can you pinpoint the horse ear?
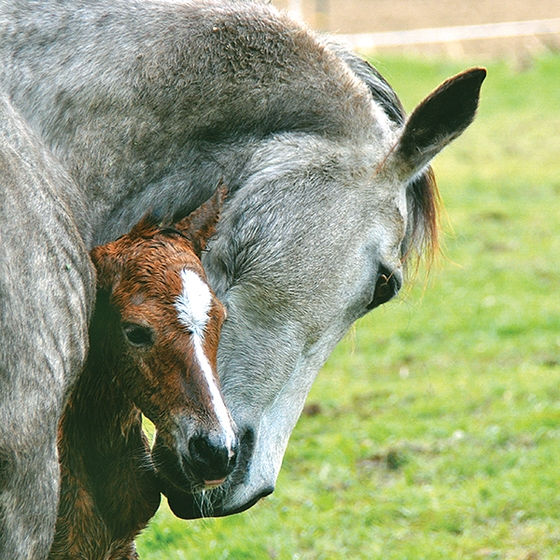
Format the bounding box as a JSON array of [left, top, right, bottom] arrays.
[[174, 182, 227, 257], [392, 68, 486, 180], [90, 243, 123, 293]]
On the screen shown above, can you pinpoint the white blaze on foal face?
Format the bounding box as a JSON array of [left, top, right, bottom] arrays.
[[175, 269, 212, 337], [175, 269, 236, 455]]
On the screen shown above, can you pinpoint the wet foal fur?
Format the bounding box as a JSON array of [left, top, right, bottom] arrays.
[[50, 189, 231, 559]]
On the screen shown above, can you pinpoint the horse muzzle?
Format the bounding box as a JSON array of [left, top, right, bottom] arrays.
[[187, 430, 239, 486], [152, 421, 239, 493], [155, 426, 273, 519], [167, 482, 274, 519]]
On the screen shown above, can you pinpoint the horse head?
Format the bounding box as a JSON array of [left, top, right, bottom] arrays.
[[0, 0, 486, 526], [165, 67, 487, 518], [90, 186, 238, 491]]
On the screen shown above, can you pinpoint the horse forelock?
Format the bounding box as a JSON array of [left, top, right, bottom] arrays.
[[332, 46, 406, 128], [403, 166, 441, 272]]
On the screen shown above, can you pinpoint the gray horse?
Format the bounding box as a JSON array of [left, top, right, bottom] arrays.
[[0, 94, 95, 558], [0, 0, 485, 557]]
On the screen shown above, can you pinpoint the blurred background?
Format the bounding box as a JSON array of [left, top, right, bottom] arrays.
[[272, 0, 560, 60]]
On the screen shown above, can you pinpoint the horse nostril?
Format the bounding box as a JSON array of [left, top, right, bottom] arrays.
[[187, 433, 238, 483]]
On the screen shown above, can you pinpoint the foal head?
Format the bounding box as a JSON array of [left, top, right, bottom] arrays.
[[90, 186, 237, 490]]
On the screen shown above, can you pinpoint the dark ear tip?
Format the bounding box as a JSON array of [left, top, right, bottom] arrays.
[[466, 67, 487, 79], [463, 67, 487, 86], [452, 67, 487, 94], [391, 66, 487, 180], [435, 67, 487, 113]]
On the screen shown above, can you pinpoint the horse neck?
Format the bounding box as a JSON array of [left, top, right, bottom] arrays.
[[60, 356, 141, 461], [54, 296, 159, 556], [0, 1, 374, 247]]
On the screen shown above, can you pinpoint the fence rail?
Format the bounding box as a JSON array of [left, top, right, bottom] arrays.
[[336, 18, 560, 50]]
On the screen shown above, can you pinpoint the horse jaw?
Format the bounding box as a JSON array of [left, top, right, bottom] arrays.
[[163, 306, 350, 518]]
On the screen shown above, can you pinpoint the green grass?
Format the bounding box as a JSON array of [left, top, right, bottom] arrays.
[[137, 53, 560, 559]]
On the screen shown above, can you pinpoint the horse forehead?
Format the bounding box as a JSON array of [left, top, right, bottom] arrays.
[[307, 168, 409, 241], [119, 246, 203, 300], [175, 269, 214, 331]]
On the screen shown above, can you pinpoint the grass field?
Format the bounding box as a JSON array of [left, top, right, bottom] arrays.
[[137, 53, 560, 559]]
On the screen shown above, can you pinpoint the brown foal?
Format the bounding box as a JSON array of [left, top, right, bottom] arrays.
[[50, 187, 237, 559]]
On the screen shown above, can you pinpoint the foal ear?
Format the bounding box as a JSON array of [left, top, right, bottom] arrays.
[[174, 183, 227, 257], [391, 67, 486, 180], [90, 243, 124, 293]]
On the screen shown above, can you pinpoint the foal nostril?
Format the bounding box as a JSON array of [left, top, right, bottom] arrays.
[[187, 433, 238, 483]]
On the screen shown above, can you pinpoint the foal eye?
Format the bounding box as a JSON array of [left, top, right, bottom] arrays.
[[122, 323, 155, 347]]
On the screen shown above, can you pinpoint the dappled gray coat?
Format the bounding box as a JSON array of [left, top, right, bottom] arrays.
[[0, 1, 484, 557]]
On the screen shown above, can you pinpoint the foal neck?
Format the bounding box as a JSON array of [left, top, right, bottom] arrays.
[[51, 294, 160, 560]]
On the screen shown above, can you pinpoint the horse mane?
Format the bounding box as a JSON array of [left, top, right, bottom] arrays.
[[157, 226, 191, 240], [124, 213, 191, 242], [336, 48, 441, 269]]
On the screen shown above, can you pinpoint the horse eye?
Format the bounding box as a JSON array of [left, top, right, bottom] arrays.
[[122, 323, 155, 347], [376, 275, 392, 299]]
